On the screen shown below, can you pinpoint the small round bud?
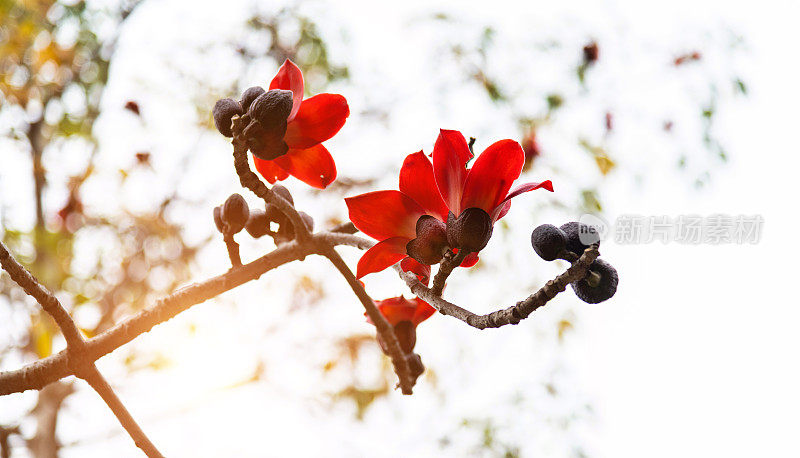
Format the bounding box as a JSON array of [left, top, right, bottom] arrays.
[[271, 184, 294, 206], [212, 98, 242, 137], [222, 193, 250, 234], [531, 224, 568, 261], [571, 259, 618, 304], [245, 209, 270, 238], [213, 206, 225, 233], [248, 89, 293, 128], [446, 208, 493, 253], [560, 221, 601, 256], [298, 211, 314, 232], [406, 215, 448, 265], [239, 86, 266, 112]]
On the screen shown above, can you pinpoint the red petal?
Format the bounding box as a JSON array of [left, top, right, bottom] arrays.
[[460, 139, 524, 213], [400, 151, 449, 221], [375, 296, 416, 325], [273, 144, 336, 189], [460, 252, 480, 267], [411, 298, 436, 325], [345, 190, 426, 241], [491, 180, 554, 220], [253, 157, 290, 184], [269, 59, 304, 121], [400, 257, 431, 286], [284, 93, 349, 149], [432, 129, 472, 215], [356, 237, 410, 279]]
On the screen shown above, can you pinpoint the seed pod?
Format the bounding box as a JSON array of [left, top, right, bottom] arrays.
[[446, 208, 493, 253], [245, 209, 270, 238], [560, 222, 601, 256], [571, 258, 618, 304], [393, 320, 417, 353], [213, 206, 225, 233], [531, 224, 568, 261], [406, 215, 448, 265], [222, 193, 249, 234], [239, 86, 266, 112], [271, 184, 294, 206], [212, 98, 242, 137], [248, 89, 293, 128], [298, 211, 314, 232]]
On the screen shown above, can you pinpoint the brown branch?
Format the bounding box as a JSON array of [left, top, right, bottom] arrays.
[[399, 245, 600, 329], [79, 364, 163, 457], [223, 232, 242, 267], [0, 241, 85, 349], [0, 238, 312, 395], [429, 249, 468, 296], [316, 244, 415, 394], [230, 117, 311, 244]]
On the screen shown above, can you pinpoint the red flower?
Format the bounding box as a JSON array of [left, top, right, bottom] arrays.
[[367, 295, 436, 328], [252, 60, 349, 189], [346, 129, 553, 279]]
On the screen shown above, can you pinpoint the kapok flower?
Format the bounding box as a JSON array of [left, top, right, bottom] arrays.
[[245, 60, 349, 189], [346, 129, 552, 279], [366, 296, 436, 354]]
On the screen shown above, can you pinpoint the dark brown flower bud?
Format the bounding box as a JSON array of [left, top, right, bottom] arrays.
[[239, 86, 266, 113], [271, 184, 294, 206], [245, 209, 270, 238], [393, 320, 417, 354], [222, 193, 249, 234], [298, 211, 314, 232], [571, 259, 618, 304], [212, 98, 242, 137], [583, 41, 599, 64], [406, 215, 449, 265], [213, 206, 225, 233], [446, 208, 493, 253], [248, 89, 293, 128]]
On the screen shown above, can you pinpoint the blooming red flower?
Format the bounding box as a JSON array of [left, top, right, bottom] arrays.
[[251, 60, 349, 189], [346, 129, 553, 279]]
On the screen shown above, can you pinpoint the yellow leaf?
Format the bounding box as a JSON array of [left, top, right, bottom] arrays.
[[595, 155, 616, 175], [33, 318, 52, 358]]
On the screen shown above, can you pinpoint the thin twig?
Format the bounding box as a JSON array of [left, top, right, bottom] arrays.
[[223, 232, 242, 267], [79, 365, 164, 458], [0, 241, 84, 347], [430, 249, 468, 297], [230, 117, 311, 243], [399, 245, 600, 329], [316, 244, 415, 394]]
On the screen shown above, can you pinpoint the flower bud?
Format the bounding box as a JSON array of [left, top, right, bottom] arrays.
[[212, 98, 242, 137], [245, 209, 270, 238], [531, 224, 568, 261], [213, 206, 225, 233], [571, 258, 618, 304], [406, 215, 448, 265], [222, 193, 249, 234], [248, 89, 293, 128], [446, 208, 493, 253], [393, 320, 417, 354], [560, 221, 601, 256], [239, 86, 266, 113]]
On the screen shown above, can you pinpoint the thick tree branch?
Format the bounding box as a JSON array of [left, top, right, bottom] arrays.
[[398, 245, 600, 329]]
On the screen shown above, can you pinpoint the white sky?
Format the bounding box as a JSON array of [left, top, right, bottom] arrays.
[[2, 0, 800, 456]]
